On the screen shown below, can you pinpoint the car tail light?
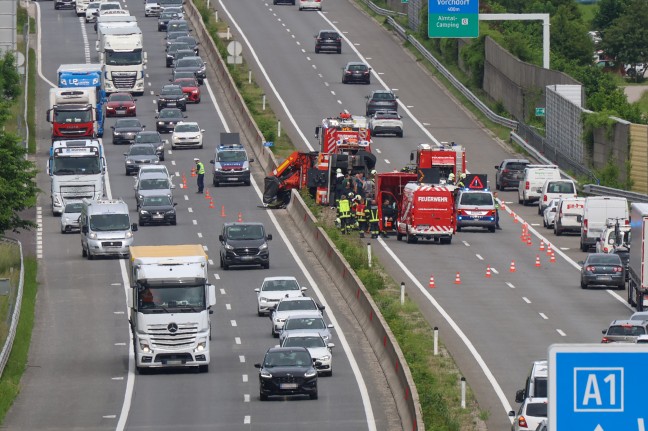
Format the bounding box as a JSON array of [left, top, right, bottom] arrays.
[[345, 71, 351, 74], [525, 181, 529, 190], [625, 219, 630, 225], [543, 195, 548, 202], [613, 266, 623, 272], [586, 266, 596, 272], [583, 219, 588, 233], [502, 169, 509, 174], [603, 247, 609, 253], [602, 337, 611, 343], [457, 209, 464, 215], [518, 416, 528, 428]]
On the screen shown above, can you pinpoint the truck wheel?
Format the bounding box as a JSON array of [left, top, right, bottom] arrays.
[[580, 241, 588, 252], [198, 365, 209, 373], [406, 230, 417, 244]]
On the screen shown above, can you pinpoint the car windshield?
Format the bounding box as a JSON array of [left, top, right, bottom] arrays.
[[218, 150, 246, 162], [587, 255, 621, 265], [161, 86, 183, 96], [109, 94, 132, 102], [168, 22, 189, 31], [263, 279, 300, 292], [372, 92, 395, 100], [142, 196, 172, 206], [284, 336, 326, 349], [88, 3, 99, 9], [505, 162, 528, 171], [285, 317, 325, 330], [320, 32, 338, 39], [138, 167, 167, 176], [159, 109, 181, 119], [607, 325, 646, 336], [460, 192, 493, 206], [177, 58, 202, 68], [136, 134, 160, 144], [226, 224, 264, 240], [116, 119, 141, 128], [525, 402, 547, 417], [264, 351, 311, 368], [160, 12, 179, 19], [348, 64, 367, 71], [100, 3, 121, 11], [89, 213, 130, 231], [159, 0, 183, 5], [167, 32, 188, 41], [175, 124, 199, 133], [175, 79, 197, 88], [129, 146, 156, 156], [375, 112, 399, 119], [177, 37, 196, 45], [173, 72, 195, 80], [547, 181, 575, 193], [140, 178, 169, 190], [64, 202, 84, 213], [137, 284, 206, 312], [277, 300, 317, 312], [168, 43, 190, 53]]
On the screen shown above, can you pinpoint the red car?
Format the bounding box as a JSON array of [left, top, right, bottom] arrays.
[[172, 78, 201, 104], [105, 93, 137, 117]]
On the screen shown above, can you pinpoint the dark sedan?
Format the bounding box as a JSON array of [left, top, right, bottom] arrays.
[[105, 93, 137, 117], [157, 84, 187, 111], [176, 35, 199, 55], [166, 19, 190, 33], [314, 30, 341, 54], [580, 253, 625, 290], [174, 56, 206, 84], [158, 11, 181, 31], [138, 195, 177, 226], [166, 31, 191, 49], [135, 131, 166, 161], [254, 347, 319, 401], [112, 118, 145, 145], [156, 108, 186, 133], [124, 144, 159, 175], [342, 61, 371, 84], [365, 90, 398, 116]]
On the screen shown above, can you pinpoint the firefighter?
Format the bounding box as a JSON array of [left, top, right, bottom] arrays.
[[368, 199, 380, 239], [381, 198, 395, 238], [456, 173, 466, 189], [337, 193, 351, 234], [332, 168, 345, 207], [355, 195, 367, 238], [447, 172, 456, 185], [347, 192, 358, 230]]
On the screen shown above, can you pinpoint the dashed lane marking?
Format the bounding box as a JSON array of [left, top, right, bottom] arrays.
[[462, 241, 470, 247], [239, 355, 245, 363], [244, 416, 251, 424], [556, 329, 566, 336], [522, 297, 531, 304], [476, 254, 483, 260], [539, 313, 548, 320], [231, 320, 237, 327], [235, 337, 241, 344], [242, 374, 248, 382], [506, 282, 515, 289], [384, 159, 390, 164], [220, 288, 226, 295], [226, 304, 231, 310]]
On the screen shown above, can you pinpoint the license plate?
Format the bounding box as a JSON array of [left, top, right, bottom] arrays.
[[166, 360, 182, 365], [417, 225, 429, 229], [153, 214, 164, 219], [117, 110, 126, 115], [598, 276, 612, 281], [227, 177, 238, 181], [168, 102, 176, 106], [280, 383, 298, 389], [241, 256, 254, 261]]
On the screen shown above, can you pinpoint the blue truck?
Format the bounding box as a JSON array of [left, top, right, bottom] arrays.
[[57, 64, 106, 137]]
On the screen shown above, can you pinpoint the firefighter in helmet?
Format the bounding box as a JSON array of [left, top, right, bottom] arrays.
[[337, 193, 352, 234], [456, 172, 466, 188], [447, 172, 456, 185], [367, 199, 380, 239], [355, 195, 367, 238]]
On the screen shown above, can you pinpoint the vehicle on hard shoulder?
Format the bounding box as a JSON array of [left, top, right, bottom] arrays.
[[80, 198, 137, 259], [515, 360, 547, 403]]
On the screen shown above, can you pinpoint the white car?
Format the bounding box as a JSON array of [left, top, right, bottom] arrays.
[[280, 333, 334, 376], [171, 121, 204, 149], [279, 313, 334, 344], [509, 397, 547, 431], [299, 0, 322, 10], [270, 296, 324, 337], [255, 276, 307, 316], [595, 223, 631, 253], [368, 110, 403, 137], [60, 200, 83, 233], [85, 2, 100, 22], [144, 0, 161, 16], [542, 199, 559, 229]]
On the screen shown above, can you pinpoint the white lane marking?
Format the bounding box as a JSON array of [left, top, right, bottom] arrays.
[[522, 297, 531, 304], [114, 311, 125, 315], [330, 90, 335, 96], [406, 105, 414, 108], [423, 122, 430, 126], [377, 72, 385, 75], [476, 254, 483, 261], [366, 57, 372, 60], [225, 304, 231, 310], [491, 268, 499, 274], [291, 34, 295, 38], [462, 241, 470, 247], [306, 56, 311, 61], [557, 329, 566, 336], [242, 374, 248, 382], [220, 288, 226, 295], [112, 377, 124, 381], [384, 159, 390, 164], [378, 238, 513, 418], [208, 259, 214, 266], [531, 223, 540, 226], [337, 99, 342, 104], [34, 3, 56, 88], [111, 283, 121, 286], [560, 247, 569, 250], [204, 22, 377, 425], [244, 416, 251, 424], [324, 82, 329, 87], [203, 245, 208, 252], [174, 171, 180, 176], [506, 282, 515, 289], [184, 195, 189, 201], [192, 220, 197, 225], [213, 273, 220, 280], [114, 342, 126, 346], [374, 148, 381, 154], [539, 313, 548, 320], [235, 337, 241, 344], [231, 320, 237, 327], [171, 160, 176, 166], [188, 207, 193, 213], [197, 232, 203, 238], [103, 415, 117, 419], [244, 394, 250, 402], [312, 64, 317, 69], [239, 355, 245, 363], [79, 17, 91, 63]]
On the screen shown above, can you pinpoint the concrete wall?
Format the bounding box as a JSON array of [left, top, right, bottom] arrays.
[[629, 124, 648, 193], [0, 0, 17, 55]]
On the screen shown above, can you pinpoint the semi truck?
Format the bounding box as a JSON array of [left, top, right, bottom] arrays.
[[97, 26, 146, 95], [46, 87, 98, 140], [57, 64, 106, 137], [49, 139, 106, 215], [628, 203, 648, 310], [128, 245, 216, 373]]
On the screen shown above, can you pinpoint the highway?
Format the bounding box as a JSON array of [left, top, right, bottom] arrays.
[[3, 1, 399, 430], [217, 1, 635, 429]]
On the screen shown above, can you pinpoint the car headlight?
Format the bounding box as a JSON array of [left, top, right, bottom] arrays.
[[165, 210, 175, 215], [259, 297, 268, 303], [113, 132, 122, 136], [139, 341, 150, 353], [89, 232, 97, 239], [191, 89, 199, 93], [138, 195, 144, 201], [260, 370, 272, 379], [194, 342, 206, 352], [126, 160, 134, 164], [140, 210, 149, 215], [259, 243, 268, 251], [224, 243, 234, 250], [154, 160, 159, 164], [320, 355, 331, 361], [304, 369, 317, 378], [125, 231, 133, 238], [158, 121, 164, 125], [157, 145, 164, 152]]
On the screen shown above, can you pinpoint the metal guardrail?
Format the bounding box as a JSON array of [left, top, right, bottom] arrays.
[[361, 0, 407, 17], [583, 184, 648, 203], [0, 238, 25, 379]]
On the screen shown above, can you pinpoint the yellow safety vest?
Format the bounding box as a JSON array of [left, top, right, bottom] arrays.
[[369, 208, 379, 223], [196, 162, 205, 175], [338, 199, 350, 217]]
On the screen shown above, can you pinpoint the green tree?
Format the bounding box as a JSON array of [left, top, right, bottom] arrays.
[[592, 0, 630, 32], [551, 5, 595, 66]]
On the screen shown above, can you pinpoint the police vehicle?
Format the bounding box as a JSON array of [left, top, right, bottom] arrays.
[[210, 133, 254, 186]]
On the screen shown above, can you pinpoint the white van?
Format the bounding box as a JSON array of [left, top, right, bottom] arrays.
[[80, 199, 137, 259], [595, 223, 631, 253], [580, 196, 629, 251], [538, 179, 577, 215], [518, 165, 560, 206], [554, 197, 585, 236], [515, 360, 547, 403]]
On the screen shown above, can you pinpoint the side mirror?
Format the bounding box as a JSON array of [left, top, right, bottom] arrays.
[[327, 324, 334, 329], [596, 238, 601, 242], [209, 160, 215, 165], [515, 389, 525, 403], [208, 284, 216, 307], [131, 223, 138, 232], [171, 184, 176, 189], [201, 129, 205, 132], [301, 287, 307, 292], [254, 288, 260, 293], [133, 98, 138, 101], [111, 126, 115, 129], [266, 234, 272, 240], [602, 329, 607, 334], [254, 363, 261, 369], [173, 202, 178, 206], [327, 343, 335, 349], [183, 115, 188, 118], [123, 153, 128, 156], [142, 125, 146, 129], [218, 234, 224, 242], [82, 226, 89, 234], [508, 411, 515, 417], [494, 165, 499, 169], [318, 304, 326, 311], [249, 158, 255, 163]]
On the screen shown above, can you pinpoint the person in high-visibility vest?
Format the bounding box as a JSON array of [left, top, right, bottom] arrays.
[[194, 157, 205, 193], [368, 199, 380, 239], [355, 195, 367, 238], [493, 191, 502, 230], [337, 193, 351, 234]]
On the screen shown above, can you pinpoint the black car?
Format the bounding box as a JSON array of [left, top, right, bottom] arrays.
[[156, 108, 186, 133], [112, 118, 145, 145], [166, 19, 190, 33], [135, 131, 166, 161], [342, 61, 371, 84], [174, 56, 206, 84], [494, 159, 530, 190], [138, 195, 177, 226], [166, 42, 191, 67], [124, 144, 160, 175], [158, 11, 181, 31], [165, 31, 191, 49], [174, 49, 196, 65], [314, 30, 342, 54], [273, 0, 295, 4], [157, 85, 187, 111], [254, 347, 319, 401], [579, 253, 625, 290], [176, 36, 200, 55], [55, 0, 75, 10], [219, 222, 272, 269], [365, 90, 398, 116]]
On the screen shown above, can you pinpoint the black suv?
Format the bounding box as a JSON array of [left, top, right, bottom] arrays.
[[254, 347, 319, 401], [166, 42, 191, 67], [158, 11, 181, 31], [174, 56, 206, 84], [365, 90, 398, 116], [342, 61, 371, 84], [157, 85, 187, 111], [494, 159, 530, 190], [155, 108, 186, 133], [138, 195, 177, 226], [219, 222, 271, 269], [314, 30, 342, 54], [135, 131, 166, 161]]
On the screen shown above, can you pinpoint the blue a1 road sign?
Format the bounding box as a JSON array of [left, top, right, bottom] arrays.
[[549, 344, 648, 431]]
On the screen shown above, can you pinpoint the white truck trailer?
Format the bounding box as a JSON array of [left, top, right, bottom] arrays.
[[628, 203, 648, 310], [128, 245, 216, 373], [97, 26, 146, 95]]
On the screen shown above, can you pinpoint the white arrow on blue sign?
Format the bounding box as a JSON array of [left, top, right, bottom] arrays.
[[549, 344, 648, 431]]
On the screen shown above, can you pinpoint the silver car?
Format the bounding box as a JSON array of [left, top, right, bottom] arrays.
[[279, 314, 334, 344], [280, 333, 334, 376], [60, 200, 83, 233], [135, 172, 174, 207], [270, 296, 324, 337], [255, 276, 307, 316], [542, 199, 559, 229], [368, 110, 403, 137]]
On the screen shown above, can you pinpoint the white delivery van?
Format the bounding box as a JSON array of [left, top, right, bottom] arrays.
[[518, 165, 560, 206], [554, 197, 585, 236], [580, 196, 629, 251], [538, 179, 577, 215], [80, 198, 138, 259]]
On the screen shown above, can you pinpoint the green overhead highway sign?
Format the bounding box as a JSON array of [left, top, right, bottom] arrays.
[[428, 0, 479, 38]]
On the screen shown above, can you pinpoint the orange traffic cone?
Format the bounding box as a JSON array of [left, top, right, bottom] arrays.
[[220, 205, 226, 217], [454, 272, 461, 285], [526, 236, 532, 246], [535, 255, 541, 268], [546, 243, 553, 256], [514, 215, 519, 223], [539, 240, 545, 251], [550, 251, 556, 263], [209, 199, 215, 209], [237, 212, 243, 222], [510, 260, 516, 273], [191, 168, 196, 177], [485, 266, 492, 278], [428, 275, 435, 288]]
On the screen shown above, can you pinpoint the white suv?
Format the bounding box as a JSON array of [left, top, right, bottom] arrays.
[[255, 276, 306, 316], [509, 397, 547, 431], [299, 0, 322, 10]]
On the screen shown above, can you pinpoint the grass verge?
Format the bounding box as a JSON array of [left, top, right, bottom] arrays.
[[0, 243, 21, 346], [190, 0, 489, 427], [0, 257, 38, 424]]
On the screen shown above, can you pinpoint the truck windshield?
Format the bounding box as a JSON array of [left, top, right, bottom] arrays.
[[218, 150, 246, 162], [105, 50, 142, 66], [54, 109, 93, 123], [89, 213, 130, 231], [52, 155, 101, 175], [137, 284, 206, 312]]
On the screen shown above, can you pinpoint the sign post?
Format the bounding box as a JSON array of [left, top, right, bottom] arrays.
[[549, 344, 648, 431], [428, 0, 479, 38]]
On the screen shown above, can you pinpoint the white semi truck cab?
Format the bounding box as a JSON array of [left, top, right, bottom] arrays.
[[128, 245, 216, 373], [98, 27, 146, 95], [49, 139, 106, 215]]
